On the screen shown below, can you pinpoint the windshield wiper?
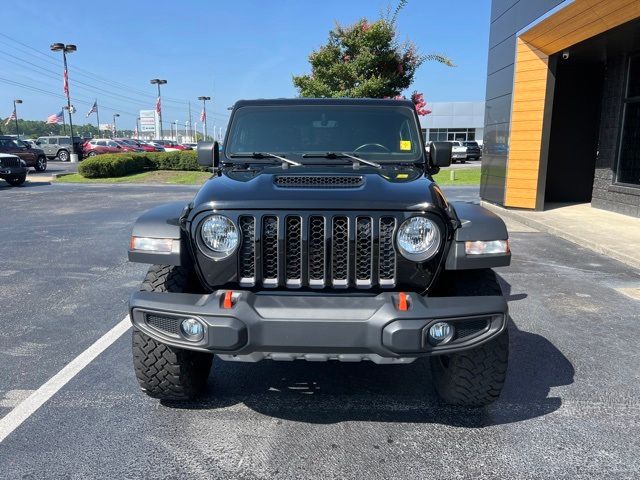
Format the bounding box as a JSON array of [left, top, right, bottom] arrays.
[[302, 152, 381, 169], [229, 152, 301, 167]]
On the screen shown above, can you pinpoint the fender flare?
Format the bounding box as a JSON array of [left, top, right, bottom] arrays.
[[128, 202, 190, 266], [445, 202, 511, 270]]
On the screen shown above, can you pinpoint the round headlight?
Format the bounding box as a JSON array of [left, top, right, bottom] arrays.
[[396, 217, 441, 261], [201, 215, 238, 256]]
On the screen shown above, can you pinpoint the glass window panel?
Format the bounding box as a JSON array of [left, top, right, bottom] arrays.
[[617, 101, 640, 185], [627, 56, 640, 98]]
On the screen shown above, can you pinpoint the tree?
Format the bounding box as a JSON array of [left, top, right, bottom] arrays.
[[293, 1, 452, 106]]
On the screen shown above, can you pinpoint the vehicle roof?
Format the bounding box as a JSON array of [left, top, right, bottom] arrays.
[[233, 97, 416, 109]]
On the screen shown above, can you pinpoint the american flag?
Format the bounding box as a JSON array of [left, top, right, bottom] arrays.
[[155, 96, 161, 115], [4, 109, 16, 126], [200, 109, 206, 122], [47, 111, 64, 124], [86, 100, 98, 117], [63, 68, 69, 97]]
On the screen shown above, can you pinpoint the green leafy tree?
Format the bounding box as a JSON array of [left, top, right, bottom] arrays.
[[293, 1, 452, 100]]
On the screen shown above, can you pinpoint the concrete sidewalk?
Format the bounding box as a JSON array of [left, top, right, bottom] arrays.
[[482, 201, 640, 271]]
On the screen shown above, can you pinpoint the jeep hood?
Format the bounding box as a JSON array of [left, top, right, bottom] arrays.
[[192, 166, 442, 211]]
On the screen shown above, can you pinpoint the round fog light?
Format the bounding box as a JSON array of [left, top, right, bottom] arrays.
[[428, 322, 454, 345], [180, 318, 204, 341]]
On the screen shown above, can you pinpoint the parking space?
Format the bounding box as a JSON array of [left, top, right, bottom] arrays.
[[1, 183, 639, 479]]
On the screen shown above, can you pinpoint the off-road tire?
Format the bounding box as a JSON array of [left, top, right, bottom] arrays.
[[35, 156, 47, 172], [430, 268, 508, 406], [5, 174, 26, 186], [57, 149, 69, 162], [431, 329, 509, 406], [132, 265, 213, 400]]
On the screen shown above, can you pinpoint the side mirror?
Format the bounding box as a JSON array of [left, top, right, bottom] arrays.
[[197, 141, 220, 169], [117, 145, 122, 149], [35, 141, 41, 145], [429, 141, 452, 168]]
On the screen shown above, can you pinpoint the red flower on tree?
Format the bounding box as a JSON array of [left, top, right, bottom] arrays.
[[411, 91, 431, 116]]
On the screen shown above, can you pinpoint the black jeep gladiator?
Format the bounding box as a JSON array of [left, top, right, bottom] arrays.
[[128, 98, 511, 406]]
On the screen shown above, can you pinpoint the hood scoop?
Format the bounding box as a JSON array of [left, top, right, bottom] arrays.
[[274, 175, 364, 188]]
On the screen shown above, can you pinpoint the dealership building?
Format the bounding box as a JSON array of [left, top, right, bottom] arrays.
[[481, 0, 640, 217], [420, 101, 485, 143]]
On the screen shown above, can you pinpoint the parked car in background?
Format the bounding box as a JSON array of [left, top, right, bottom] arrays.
[[450, 141, 468, 164], [119, 139, 161, 152], [462, 141, 482, 161], [0, 136, 47, 171], [152, 140, 188, 151], [35, 136, 83, 162], [83, 139, 123, 157], [113, 139, 144, 152], [0, 153, 28, 186], [182, 143, 198, 150]]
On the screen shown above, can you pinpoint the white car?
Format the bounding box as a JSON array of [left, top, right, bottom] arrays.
[[450, 141, 468, 164]]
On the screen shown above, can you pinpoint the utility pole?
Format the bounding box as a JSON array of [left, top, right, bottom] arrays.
[[136, 117, 141, 140], [188, 101, 193, 143]]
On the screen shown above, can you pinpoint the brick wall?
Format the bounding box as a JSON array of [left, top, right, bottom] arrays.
[[591, 55, 640, 217]]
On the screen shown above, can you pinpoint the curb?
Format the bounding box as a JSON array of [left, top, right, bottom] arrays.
[[480, 201, 640, 271]]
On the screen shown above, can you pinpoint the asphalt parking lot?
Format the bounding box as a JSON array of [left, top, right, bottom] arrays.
[[1, 182, 639, 479]]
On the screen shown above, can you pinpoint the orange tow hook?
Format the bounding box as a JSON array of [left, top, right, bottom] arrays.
[[223, 291, 234, 309], [397, 292, 409, 311]]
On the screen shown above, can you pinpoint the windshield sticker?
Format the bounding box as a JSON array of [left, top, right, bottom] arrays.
[[396, 173, 409, 179], [400, 140, 411, 151]]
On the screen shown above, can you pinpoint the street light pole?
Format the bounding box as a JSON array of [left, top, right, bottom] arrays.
[[150, 79, 167, 140], [197, 96, 211, 141], [136, 117, 141, 140], [13, 99, 22, 137], [51, 43, 77, 161], [113, 113, 120, 138]]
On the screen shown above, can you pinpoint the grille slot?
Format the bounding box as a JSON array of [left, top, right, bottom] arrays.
[[308, 216, 326, 287], [238, 216, 256, 286], [285, 216, 302, 287], [331, 216, 349, 287], [379, 217, 397, 286], [454, 319, 489, 340], [236, 213, 398, 289], [355, 217, 373, 286], [262, 216, 279, 287], [146, 314, 180, 336], [275, 175, 363, 188]]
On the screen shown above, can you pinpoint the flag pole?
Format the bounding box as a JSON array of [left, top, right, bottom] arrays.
[[95, 99, 100, 137]]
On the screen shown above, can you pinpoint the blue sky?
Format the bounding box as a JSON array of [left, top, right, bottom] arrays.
[[0, 0, 490, 130]]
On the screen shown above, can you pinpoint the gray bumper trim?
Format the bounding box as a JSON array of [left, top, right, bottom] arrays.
[[129, 290, 508, 358]]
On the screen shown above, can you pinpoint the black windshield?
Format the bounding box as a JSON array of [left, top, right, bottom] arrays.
[[226, 105, 423, 162]]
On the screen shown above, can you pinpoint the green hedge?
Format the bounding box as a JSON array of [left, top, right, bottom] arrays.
[[78, 150, 203, 178]]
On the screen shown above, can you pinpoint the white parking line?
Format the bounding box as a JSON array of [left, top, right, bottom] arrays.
[[0, 316, 131, 443]]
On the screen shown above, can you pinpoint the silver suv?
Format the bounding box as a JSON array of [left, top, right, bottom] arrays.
[[35, 136, 82, 162]]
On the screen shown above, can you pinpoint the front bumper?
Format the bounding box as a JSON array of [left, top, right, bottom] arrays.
[[129, 290, 507, 360], [0, 166, 28, 177]]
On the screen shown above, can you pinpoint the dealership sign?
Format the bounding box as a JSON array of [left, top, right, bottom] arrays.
[[139, 110, 157, 132]]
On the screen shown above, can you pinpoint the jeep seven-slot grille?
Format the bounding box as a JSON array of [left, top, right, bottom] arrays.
[[238, 214, 397, 289], [0, 157, 21, 168]]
